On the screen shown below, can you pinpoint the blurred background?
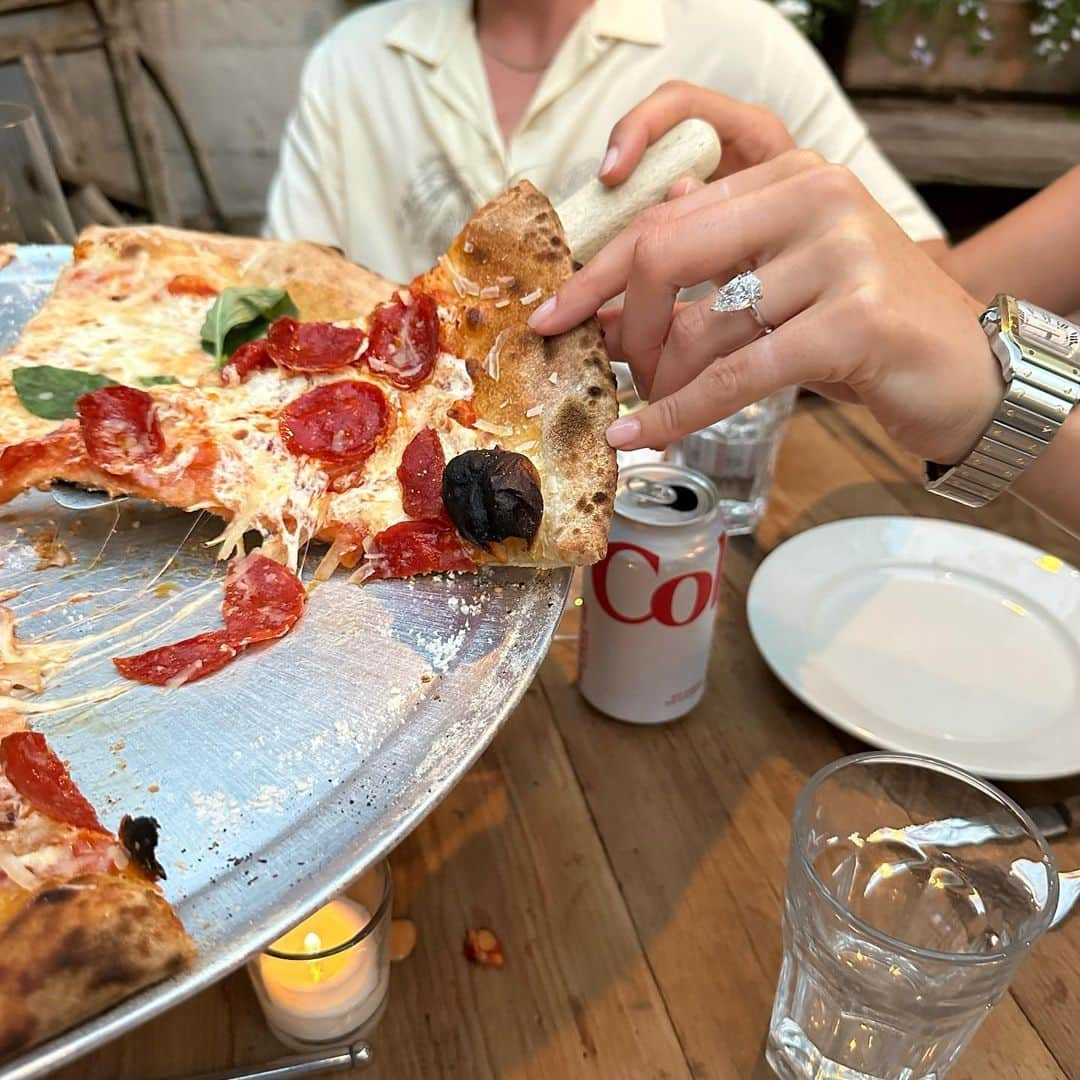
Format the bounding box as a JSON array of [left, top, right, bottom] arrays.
[[0, 0, 1076, 239]]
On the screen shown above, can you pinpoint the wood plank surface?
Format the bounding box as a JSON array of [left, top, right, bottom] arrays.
[[55, 398, 1080, 1079], [856, 97, 1080, 189]]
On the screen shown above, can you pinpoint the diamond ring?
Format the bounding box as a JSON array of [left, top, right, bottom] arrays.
[[711, 270, 774, 335]]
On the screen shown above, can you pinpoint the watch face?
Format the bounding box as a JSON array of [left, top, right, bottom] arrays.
[[1016, 300, 1080, 362]]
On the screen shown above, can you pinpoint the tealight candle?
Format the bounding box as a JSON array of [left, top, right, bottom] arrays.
[[248, 862, 391, 1049]]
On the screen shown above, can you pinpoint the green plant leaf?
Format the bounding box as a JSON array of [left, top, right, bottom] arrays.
[[12, 365, 118, 420], [136, 375, 179, 386], [199, 287, 298, 366]]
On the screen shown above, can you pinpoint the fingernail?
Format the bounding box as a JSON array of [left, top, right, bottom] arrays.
[[605, 416, 641, 448], [599, 146, 620, 178], [528, 296, 557, 329], [669, 176, 704, 197]]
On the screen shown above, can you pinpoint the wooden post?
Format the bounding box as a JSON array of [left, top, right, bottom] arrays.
[[91, 0, 180, 224]]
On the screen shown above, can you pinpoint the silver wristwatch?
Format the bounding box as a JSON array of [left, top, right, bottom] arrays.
[[925, 294, 1080, 508]]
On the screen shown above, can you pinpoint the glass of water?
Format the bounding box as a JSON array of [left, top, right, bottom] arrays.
[[768, 752, 1059, 1080], [0, 102, 75, 244], [669, 387, 796, 535]]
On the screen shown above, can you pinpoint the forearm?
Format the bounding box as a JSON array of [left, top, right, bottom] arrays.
[[1012, 407, 1080, 539], [939, 167, 1080, 313]]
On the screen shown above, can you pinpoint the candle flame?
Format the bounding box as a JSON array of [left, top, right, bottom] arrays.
[[303, 931, 325, 984]]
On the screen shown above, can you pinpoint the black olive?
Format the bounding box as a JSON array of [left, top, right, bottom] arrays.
[[442, 449, 543, 548], [119, 814, 167, 881]]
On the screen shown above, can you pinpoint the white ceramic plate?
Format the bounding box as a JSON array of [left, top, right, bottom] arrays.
[[747, 517, 1080, 780]]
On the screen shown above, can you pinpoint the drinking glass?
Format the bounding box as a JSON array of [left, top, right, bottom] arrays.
[[668, 386, 796, 535], [0, 102, 76, 244], [768, 752, 1058, 1080]]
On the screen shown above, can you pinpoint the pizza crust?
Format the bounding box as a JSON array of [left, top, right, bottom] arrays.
[[73, 225, 398, 324], [429, 181, 617, 565], [0, 872, 194, 1057]]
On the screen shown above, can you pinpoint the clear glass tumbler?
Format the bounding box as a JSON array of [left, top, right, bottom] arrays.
[[768, 752, 1059, 1080], [0, 102, 76, 244], [668, 386, 796, 535]]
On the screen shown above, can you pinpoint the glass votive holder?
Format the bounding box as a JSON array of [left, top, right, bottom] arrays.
[[247, 859, 392, 1052]]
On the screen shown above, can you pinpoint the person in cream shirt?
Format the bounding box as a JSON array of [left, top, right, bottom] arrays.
[[266, 0, 944, 283]]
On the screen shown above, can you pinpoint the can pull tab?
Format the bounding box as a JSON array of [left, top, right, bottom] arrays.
[[626, 476, 701, 513], [626, 476, 677, 505]]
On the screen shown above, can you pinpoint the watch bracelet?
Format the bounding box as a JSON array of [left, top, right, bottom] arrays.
[[925, 296, 1080, 509]]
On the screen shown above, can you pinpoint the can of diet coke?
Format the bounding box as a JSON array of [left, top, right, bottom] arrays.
[[578, 463, 727, 724]]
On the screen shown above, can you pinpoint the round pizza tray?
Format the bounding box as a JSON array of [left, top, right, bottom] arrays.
[[0, 249, 571, 1079]]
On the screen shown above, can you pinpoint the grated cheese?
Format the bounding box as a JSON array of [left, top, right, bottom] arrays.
[[438, 254, 480, 297], [474, 418, 514, 437], [485, 330, 508, 382], [348, 562, 379, 586]]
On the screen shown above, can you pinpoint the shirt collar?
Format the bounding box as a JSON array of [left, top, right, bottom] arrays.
[[385, 0, 471, 66], [591, 0, 665, 45], [385, 0, 666, 64]]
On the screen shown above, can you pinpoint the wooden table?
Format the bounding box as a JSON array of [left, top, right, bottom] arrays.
[[58, 398, 1080, 1080]]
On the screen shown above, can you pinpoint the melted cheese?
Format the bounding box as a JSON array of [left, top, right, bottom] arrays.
[[0, 607, 75, 696], [153, 351, 538, 567], [0, 768, 122, 912], [1, 233, 546, 573]]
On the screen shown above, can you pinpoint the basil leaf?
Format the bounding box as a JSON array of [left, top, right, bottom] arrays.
[[137, 375, 179, 386], [13, 365, 118, 420], [199, 287, 298, 365]]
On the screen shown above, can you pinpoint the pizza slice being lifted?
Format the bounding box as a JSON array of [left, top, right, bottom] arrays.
[[0, 181, 618, 580], [0, 713, 193, 1057]]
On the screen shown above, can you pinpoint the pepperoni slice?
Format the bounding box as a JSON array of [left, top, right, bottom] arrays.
[[0, 731, 106, 833], [0, 425, 89, 505], [398, 427, 447, 519], [266, 316, 367, 373], [76, 385, 164, 473], [222, 552, 307, 646], [113, 553, 305, 687], [221, 338, 274, 384], [113, 630, 238, 687], [367, 292, 440, 389], [280, 381, 389, 464], [368, 519, 475, 579], [166, 274, 218, 298]]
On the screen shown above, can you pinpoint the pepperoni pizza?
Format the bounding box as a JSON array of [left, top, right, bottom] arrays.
[[0, 181, 617, 579], [0, 713, 193, 1057], [0, 182, 616, 1055]]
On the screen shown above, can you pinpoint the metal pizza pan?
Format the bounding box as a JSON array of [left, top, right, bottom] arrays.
[[0, 248, 571, 1080]]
